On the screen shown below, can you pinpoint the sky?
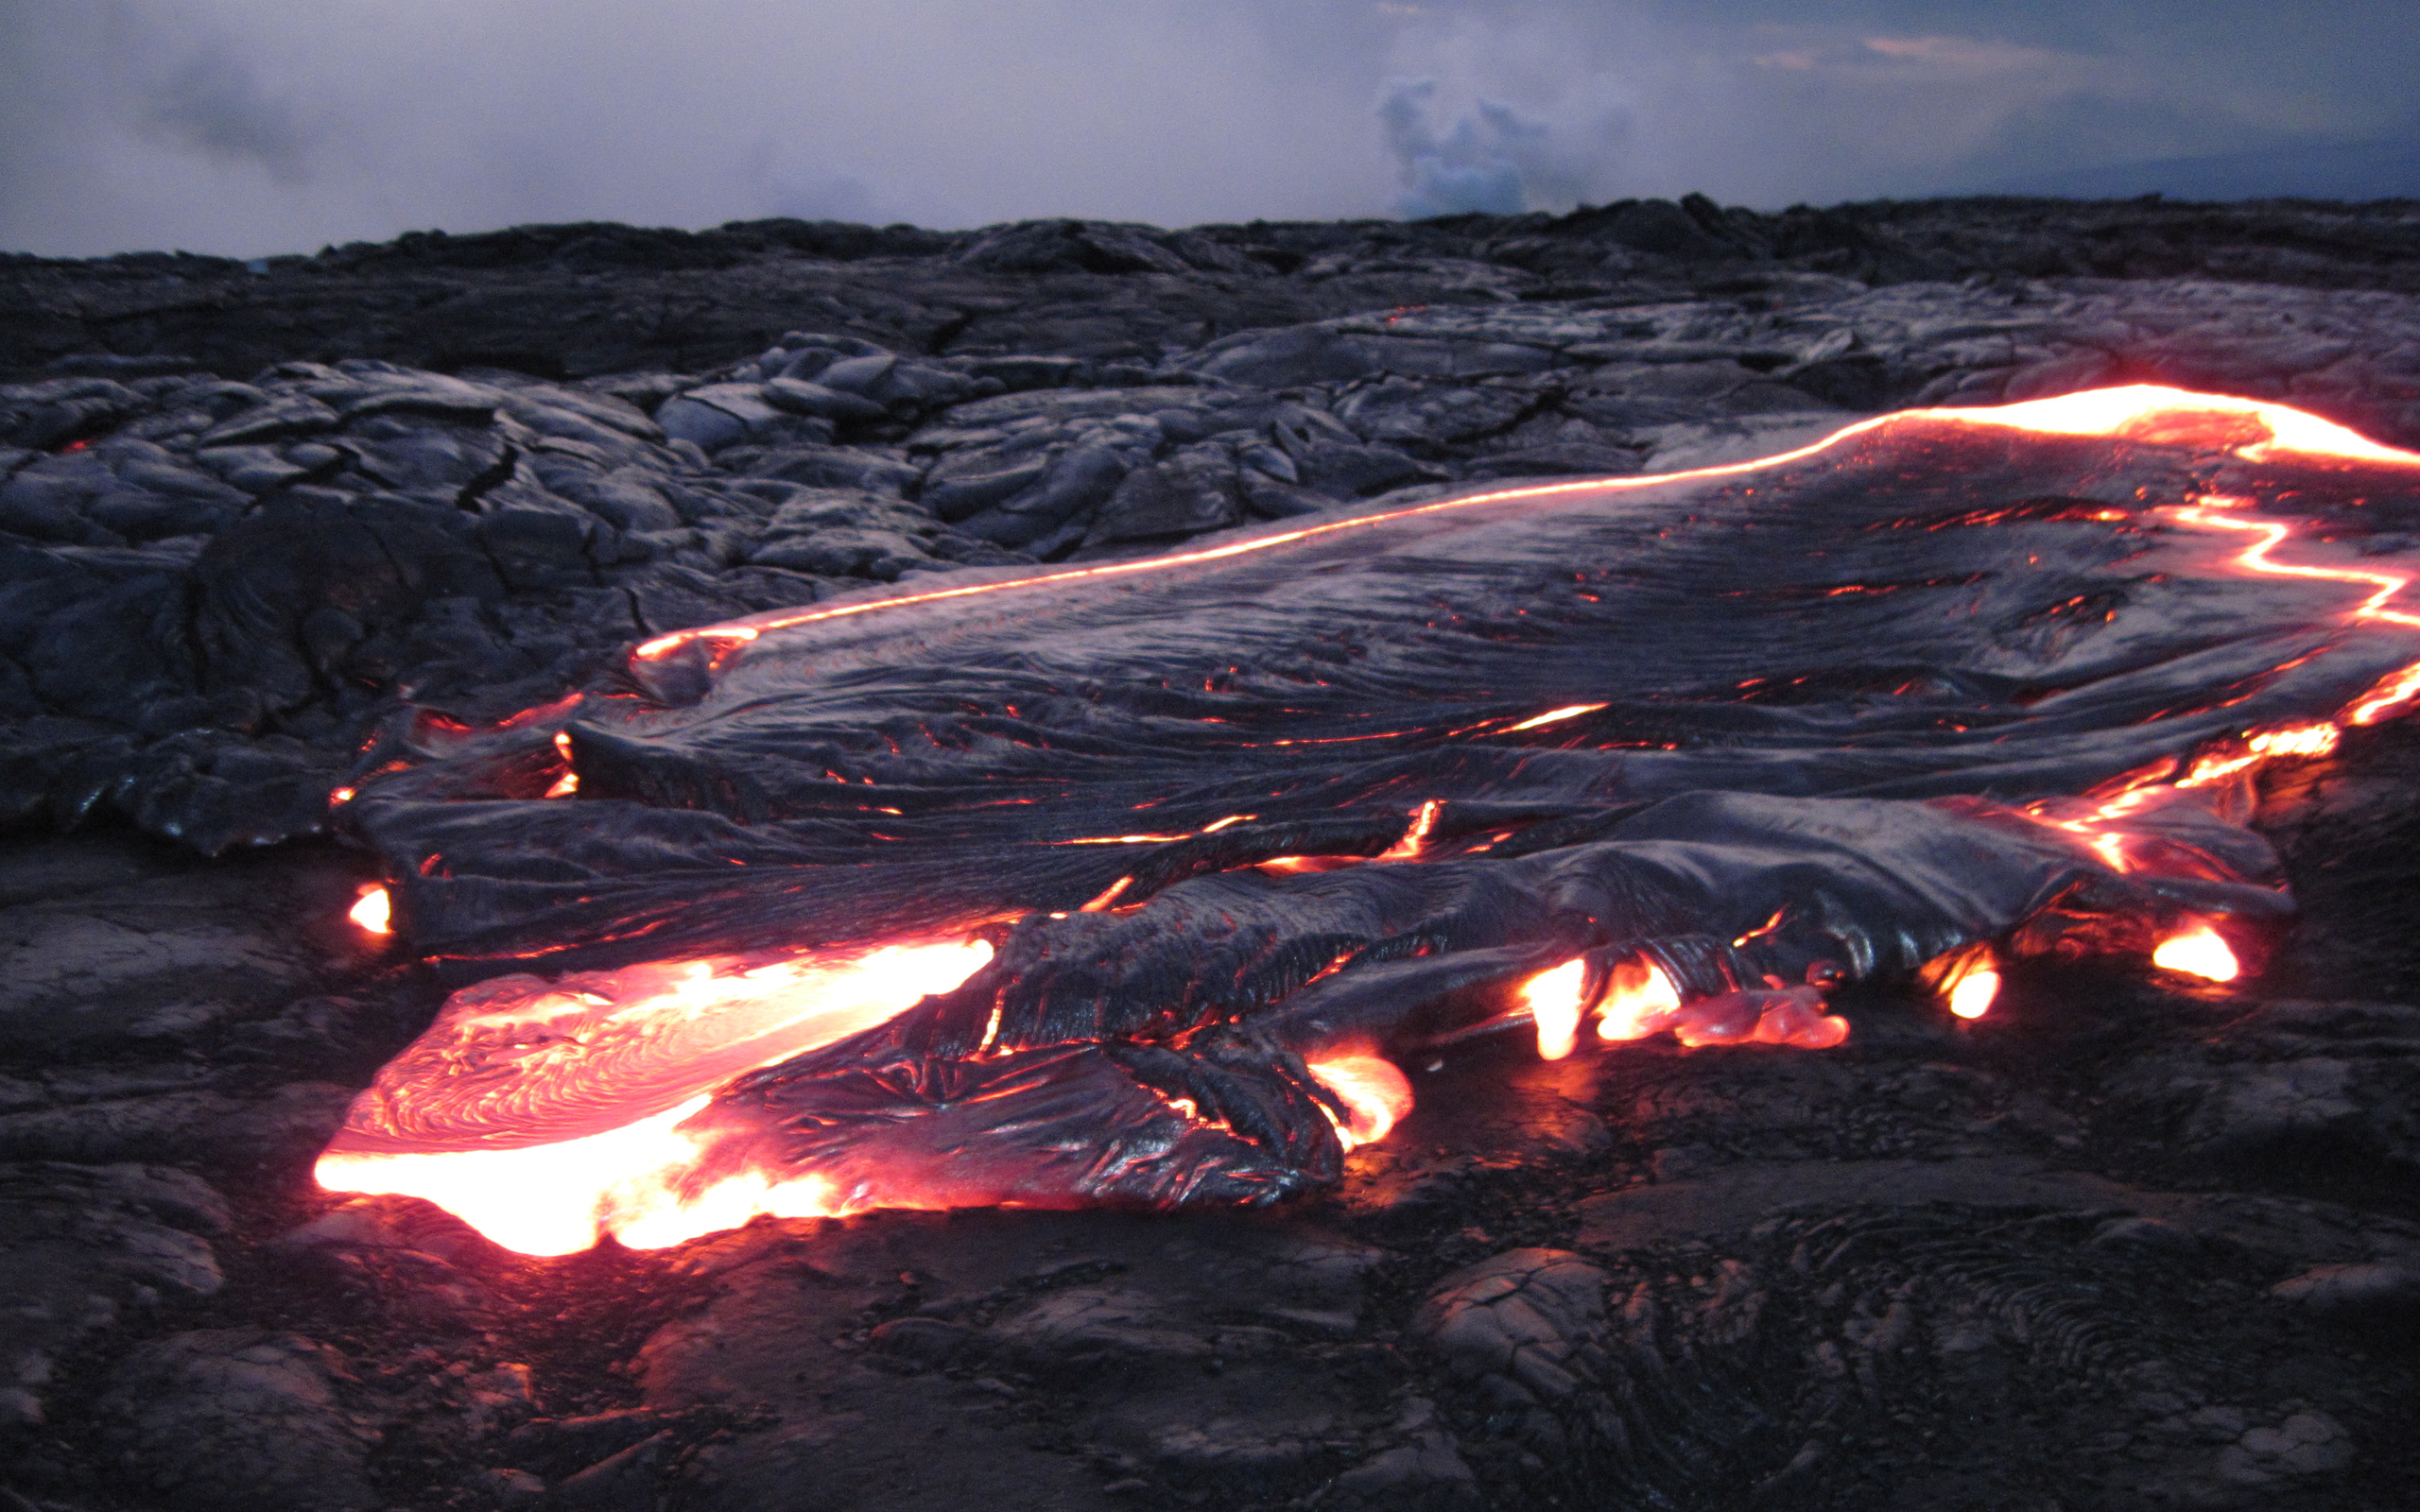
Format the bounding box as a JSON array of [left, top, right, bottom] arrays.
[[1, 0, 2413, 259]]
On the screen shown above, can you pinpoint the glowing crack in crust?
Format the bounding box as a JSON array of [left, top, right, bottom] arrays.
[[320, 387, 2420, 1253]]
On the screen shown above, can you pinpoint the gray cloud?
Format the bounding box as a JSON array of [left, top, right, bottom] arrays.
[[0, 0, 2410, 259]]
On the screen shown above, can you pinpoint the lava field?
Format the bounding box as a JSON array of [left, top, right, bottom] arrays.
[[2, 195, 2418, 1512]]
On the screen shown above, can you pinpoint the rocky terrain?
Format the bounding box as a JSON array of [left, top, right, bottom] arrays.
[[2, 195, 2418, 1511]]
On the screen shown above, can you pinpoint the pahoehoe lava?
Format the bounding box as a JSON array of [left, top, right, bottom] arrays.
[[10, 199, 2420, 1512], [319, 387, 2420, 1252]]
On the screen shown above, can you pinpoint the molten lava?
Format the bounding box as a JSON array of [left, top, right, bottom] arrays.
[[1505, 702, 1610, 732], [1522, 959, 1589, 1060], [1305, 1054, 1414, 1148], [315, 937, 993, 1252], [2152, 926, 2240, 983], [348, 885, 391, 936], [1665, 986, 1850, 1049], [1948, 971, 2001, 1021], [1597, 958, 1685, 1041], [320, 386, 2420, 1255]]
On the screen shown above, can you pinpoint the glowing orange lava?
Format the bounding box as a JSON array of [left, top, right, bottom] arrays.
[[1306, 1054, 1413, 1148], [1379, 799, 1446, 860], [2158, 490, 2420, 736], [1051, 813, 1258, 845], [1662, 987, 1851, 1049], [2152, 926, 2239, 983], [544, 730, 579, 798], [1520, 958, 1588, 1060], [1746, 991, 1853, 1049], [1948, 971, 2000, 1020], [1596, 957, 1684, 1041], [2176, 723, 2341, 789], [2351, 662, 2420, 727], [348, 885, 392, 936], [1078, 876, 1133, 911], [314, 937, 994, 1254]]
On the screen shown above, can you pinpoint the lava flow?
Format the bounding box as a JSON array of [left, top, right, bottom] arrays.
[[1305, 1054, 1416, 1148], [320, 386, 2420, 1255], [316, 938, 994, 1253]]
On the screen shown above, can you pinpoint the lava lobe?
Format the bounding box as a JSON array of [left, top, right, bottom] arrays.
[[319, 387, 2420, 1253]]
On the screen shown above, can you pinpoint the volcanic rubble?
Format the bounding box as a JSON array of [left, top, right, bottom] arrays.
[[2, 196, 2419, 1511]]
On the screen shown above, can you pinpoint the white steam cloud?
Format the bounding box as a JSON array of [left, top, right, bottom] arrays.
[[1378, 78, 1631, 218]]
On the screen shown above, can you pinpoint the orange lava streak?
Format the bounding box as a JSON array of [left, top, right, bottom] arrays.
[[1077, 876, 1133, 911], [1050, 813, 1258, 845], [544, 730, 579, 799], [1305, 1054, 1413, 1148], [494, 690, 589, 730], [2032, 782, 2162, 873], [2350, 663, 2420, 727], [2176, 723, 2340, 788], [2160, 490, 2420, 732], [1505, 702, 1609, 732], [2031, 470, 2420, 868], [1732, 906, 1789, 949], [1252, 800, 1454, 880], [1379, 799, 1445, 860], [2171, 495, 2420, 627]]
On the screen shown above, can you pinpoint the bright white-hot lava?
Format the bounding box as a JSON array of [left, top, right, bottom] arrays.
[[348, 885, 391, 936], [2153, 926, 2240, 983], [1948, 971, 2001, 1020], [1522, 958, 1589, 1060], [314, 937, 994, 1254]]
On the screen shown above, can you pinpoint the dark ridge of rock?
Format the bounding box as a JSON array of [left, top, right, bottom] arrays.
[[7, 197, 2418, 382], [0, 1161, 231, 1429]]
